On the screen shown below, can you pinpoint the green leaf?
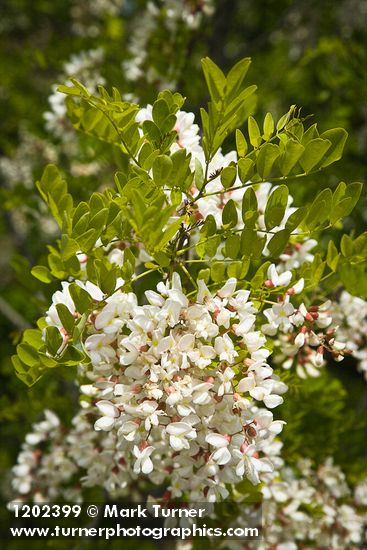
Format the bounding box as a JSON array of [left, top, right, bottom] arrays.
[[195, 158, 204, 190], [17, 343, 40, 367], [156, 218, 182, 249], [330, 182, 363, 223], [225, 57, 251, 102], [251, 261, 271, 289], [221, 165, 237, 189], [285, 207, 307, 232], [248, 116, 261, 148], [198, 268, 210, 283], [235, 129, 248, 157], [12, 355, 44, 387], [55, 303, 75, 334], [227, 258, 250, 279], [222, 199, 238, 228], [68, 283, 93, 313], [304, 188, 333, 230], [22, 328, 44, 348], [201, 57, 226, 103], [264, 185, 289, 230], [142, 119, 161, 143], [341, 234, 354, 257], [279, 139, 305, 176], [73, 312, 88, 343], [60, 235, 80, 261], [57, 84, 82, 96], [205, 235, 221, 257], [263, 112, 274, 141], [36, 164, 72, 227], [326, 240, 340, 271], [240, 228, 266, 258], [78, 228, 99, 251], [241, 187, 258, 228], [224, 234, 240, 259], [154, 251, 170, 268], [319, 128, 348, 167], [152, 98, 170, 126], [299, 138, 331, 172], [152, 155, 173, 185], [170, 149, 192, 190], [31, 265, 54, 283], [89, 208, 109, 231], [267, 229, 291, 257], [58, 345, 86, 365], [276, 105, 296, 132], [256, 143, 279, 178], [211, 261, 226, 283], [170, 188, 182, 205], [301, 123, 319, 145], [45, 326, 63, 356], [238, 157, 254, 183]]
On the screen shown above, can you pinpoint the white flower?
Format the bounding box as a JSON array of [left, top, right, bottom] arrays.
[[94, 400, 120, 431], [85, 333, 116, 366], [267, 264, 292, 287], [133, 445, 154, 474], [217, 278, 237, 298], [232, 444, 272, 484], [188, 344, 216, 369], [292, 278, 305, 294], [217, 366, 235, 396], [214, 334, 238, 363], [166, 422, 197, 450], [205, 433, 231, 465]]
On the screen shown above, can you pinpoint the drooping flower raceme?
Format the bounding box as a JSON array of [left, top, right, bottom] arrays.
[[30, 273, 288, 502]]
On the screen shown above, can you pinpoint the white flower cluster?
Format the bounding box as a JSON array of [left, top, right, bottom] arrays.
[[9, 410, 81, 502], [123, 1, 214, 86], [44, 48, 105, 141], [256, 457, 367, 549], [70, 0, 124, 37], [262, 292, 350, 379], [331, 290, 367, 380], [45, 273, 287, 501], [11, 406, 367, 549]]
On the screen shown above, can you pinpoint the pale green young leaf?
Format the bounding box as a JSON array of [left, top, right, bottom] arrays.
[[201, 57, 226, 103], [225, 57, 251, 103], [319, 128, 348, 167], [235, 129, 248, 157], [248, 116, 261, 148], [31, 266, 54, 283], [195, 158, 205, 190], [263, 112, 274, 141], [299, 138, 331, 172]]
